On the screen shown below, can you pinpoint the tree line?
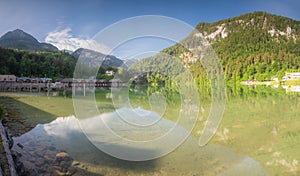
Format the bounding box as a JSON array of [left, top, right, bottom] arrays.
[[0, 47, 118, 81]]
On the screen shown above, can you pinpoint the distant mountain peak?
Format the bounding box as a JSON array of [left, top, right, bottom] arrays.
[[12, 29, 28, 33], [72, 48, 123, 68], [1, 29, 37, 41], [0, 29, 58, 51]]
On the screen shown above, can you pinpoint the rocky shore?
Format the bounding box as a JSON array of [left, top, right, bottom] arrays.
[[1, 113, 87, 176], [13, 142, 88, 176], [0, 117, 17, 176]]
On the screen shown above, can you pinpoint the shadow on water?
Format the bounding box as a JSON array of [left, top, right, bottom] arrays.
[[0, 96, 57, 136]]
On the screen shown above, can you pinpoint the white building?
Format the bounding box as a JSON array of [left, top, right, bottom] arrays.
[[282, 72, 300, 81], [105, 70, 115, 76]]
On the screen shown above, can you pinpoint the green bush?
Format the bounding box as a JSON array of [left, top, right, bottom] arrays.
[[0, 106, 4, 118]]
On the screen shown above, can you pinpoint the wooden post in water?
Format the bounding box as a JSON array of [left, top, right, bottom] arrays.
[[63, 84, 66, 97], [72, 84, 75, 96], [83, 83, 86, 96], [47, 83, 50, 96]]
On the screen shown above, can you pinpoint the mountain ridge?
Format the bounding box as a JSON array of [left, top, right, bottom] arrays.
[[72, 48, 124, 68], [158, 11, 300, 82], [0, 29, 58, 51]]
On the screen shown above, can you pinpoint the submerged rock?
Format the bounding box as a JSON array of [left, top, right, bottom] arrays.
[[55, 152, 69, 158], [35, 157, 45, 167], [54, 169, 67, 176], [17, 143, 24, 149], [22, 161, 35, 174], [55, 152, 72, 162]]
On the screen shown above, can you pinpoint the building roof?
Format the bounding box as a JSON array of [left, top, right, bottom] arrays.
[[96, 79, 107, 83], [109, 79, 122, 82], [0, 75, 16, 77], [0, 75, 16, 81]]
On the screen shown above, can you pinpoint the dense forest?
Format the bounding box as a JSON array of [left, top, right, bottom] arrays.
[[132, 12, 300, 86], [0, 47, 118, 80], [209, 12, 300, 82], [0, 47, 76, 79]]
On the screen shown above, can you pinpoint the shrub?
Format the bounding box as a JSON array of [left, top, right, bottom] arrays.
[[0, 106, 4, 118]]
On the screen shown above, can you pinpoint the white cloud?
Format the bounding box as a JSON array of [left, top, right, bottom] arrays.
[[45, 27, 109, 54]]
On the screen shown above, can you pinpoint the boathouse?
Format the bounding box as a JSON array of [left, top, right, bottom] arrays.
[[0, 75, 16, 82]]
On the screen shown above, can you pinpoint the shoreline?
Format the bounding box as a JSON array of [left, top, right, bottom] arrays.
[[240, 80, 300, 86], [0, 116, 17, 176]]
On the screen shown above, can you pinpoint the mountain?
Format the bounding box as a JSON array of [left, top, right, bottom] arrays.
[[134, 12, 300, 83], [0, 32, 123, 78], [195, 11, 300, 45], [0, 29, 58, 51], [72, 48, 123, 68]]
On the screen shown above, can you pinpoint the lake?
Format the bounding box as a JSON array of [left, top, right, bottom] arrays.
[[2, 84, 299, 175]]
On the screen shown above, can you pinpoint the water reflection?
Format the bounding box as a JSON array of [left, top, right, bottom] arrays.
[[12, 107, 269, 176], [239, 83, 300, 94], [282, 85, 300, 93]]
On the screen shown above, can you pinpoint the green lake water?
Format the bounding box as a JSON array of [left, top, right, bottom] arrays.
[[8, 85, 300, 175]]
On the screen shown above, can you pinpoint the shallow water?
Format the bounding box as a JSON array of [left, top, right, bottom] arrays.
[[8, 85, 300, 175], [12, 112, 268, 176]]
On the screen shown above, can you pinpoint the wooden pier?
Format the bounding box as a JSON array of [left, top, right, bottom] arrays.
[[0, 82, 52, 92], [0, 79, 126, 93]]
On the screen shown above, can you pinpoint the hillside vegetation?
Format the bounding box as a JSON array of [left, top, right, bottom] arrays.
[[0, 47, 76, 79], [133, 12, 300, 85]]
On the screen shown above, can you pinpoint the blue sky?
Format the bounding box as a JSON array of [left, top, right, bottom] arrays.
[[0, 0, 299, 57]]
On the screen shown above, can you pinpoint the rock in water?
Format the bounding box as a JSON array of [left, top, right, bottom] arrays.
[[55, 152, 72, 162]]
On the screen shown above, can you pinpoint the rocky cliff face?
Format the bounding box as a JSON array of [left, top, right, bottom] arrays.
[[195, 11, 300, 44]]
